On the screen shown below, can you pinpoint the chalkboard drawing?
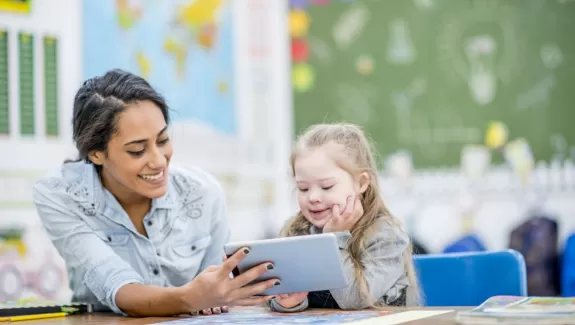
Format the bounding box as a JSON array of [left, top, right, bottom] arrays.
[[332, 2, 370, 50], [308, 36, 333, 65], [390, 77, 427, 144], [386, 18, 416, 65], [292, 63, 315, 92], [465, 35, 497, 105], [390, 77, 427, 112], [484, 120, 508, 149], [438, 3, 522, 109], [540, 43, 563, 69], [516, 75, 555, 111], [413, 0, 435, 10], [333, 82, 374, 125], [356, 54, 374, 75], [289, 9, 311, 38]]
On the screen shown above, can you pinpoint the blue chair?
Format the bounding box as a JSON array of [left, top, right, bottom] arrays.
[[413, 249, 527, 306], [561, 233, 575, 297]]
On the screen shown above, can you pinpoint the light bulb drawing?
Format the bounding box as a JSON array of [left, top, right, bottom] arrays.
[[387, 18, 416, 65], [465, 35, 497, 105], [437, 2, 523, 106]]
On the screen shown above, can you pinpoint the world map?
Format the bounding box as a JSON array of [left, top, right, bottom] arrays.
[[82, 0, 236, 134]]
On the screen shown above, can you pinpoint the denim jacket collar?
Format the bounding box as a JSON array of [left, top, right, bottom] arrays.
[[82, 163, 176, 231]]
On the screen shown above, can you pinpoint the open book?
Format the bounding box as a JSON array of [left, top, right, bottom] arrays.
[[456, 296, 575, 324]]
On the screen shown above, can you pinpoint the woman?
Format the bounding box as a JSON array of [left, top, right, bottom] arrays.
[[32, 69, 279, 317]]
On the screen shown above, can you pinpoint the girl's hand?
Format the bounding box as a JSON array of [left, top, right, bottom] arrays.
[[273, 292, 308, 309], [323, 196, 363, 233]]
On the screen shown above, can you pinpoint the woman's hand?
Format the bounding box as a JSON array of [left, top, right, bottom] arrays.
[[323, 196, 364, 233], [191, 306, 229, 316], [273, 292, 308, 309], [178, 247, 279, 312]]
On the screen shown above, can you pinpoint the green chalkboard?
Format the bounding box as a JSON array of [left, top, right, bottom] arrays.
[[19, 32, 34, 136], [290, 0, 575, 168], [44, 36, 58, 136]]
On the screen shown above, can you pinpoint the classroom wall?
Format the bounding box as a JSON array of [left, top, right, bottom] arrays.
[[0, 0, 82, 302]]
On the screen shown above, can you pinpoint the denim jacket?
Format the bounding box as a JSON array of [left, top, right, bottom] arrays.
[[269, 219, 411, 312], [32, 161, 229, 314]]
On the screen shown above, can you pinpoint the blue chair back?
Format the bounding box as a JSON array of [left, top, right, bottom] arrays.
[[442, 234, 487, 254], [413, 249, 527, 306], [561, 233, 575, 297]]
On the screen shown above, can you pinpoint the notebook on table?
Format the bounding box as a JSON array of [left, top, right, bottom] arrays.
[[0, 298, 92, 317], [456, 296, 575, 325]]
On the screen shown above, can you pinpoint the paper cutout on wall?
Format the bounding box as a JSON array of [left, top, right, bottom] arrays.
[[484, 121, 508, 149], [289, 10, 311, 38], [0, 0, 32, 14], [292, 63, 315, 92], [503, 138, 535, 184], [289, 0, 309, 9], [291, 39, 309, 63]]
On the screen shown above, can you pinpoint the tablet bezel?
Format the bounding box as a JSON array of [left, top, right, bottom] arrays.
[[223, 233, 348, 296]]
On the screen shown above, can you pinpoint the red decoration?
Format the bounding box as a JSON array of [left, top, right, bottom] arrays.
[[291, 38, 309, 63]]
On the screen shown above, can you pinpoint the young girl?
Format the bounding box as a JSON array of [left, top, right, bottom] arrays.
[[269, 123, 420, 312]]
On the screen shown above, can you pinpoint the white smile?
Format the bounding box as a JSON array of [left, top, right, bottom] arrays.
[[139, 170, 164, 180]]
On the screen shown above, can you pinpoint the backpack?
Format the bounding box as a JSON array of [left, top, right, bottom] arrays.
[[509, 215, 561, 296]]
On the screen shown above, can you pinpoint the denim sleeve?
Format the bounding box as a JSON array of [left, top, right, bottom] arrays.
[[269, 297, 309, 313], [32, 183, 144, 315], [329, 222, 409, 309], [199, 179, 231, 271]]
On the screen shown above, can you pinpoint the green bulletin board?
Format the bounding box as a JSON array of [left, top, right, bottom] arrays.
[[18, 32, 34, 136], [43, 36, 58, 136], [289, 0, 575, 168], [0, 29, 8, 134]]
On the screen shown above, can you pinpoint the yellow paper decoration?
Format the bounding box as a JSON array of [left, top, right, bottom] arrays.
[[289, 10, 311, 38], [292, 64, 315, 92], [485, 121, 508, 149]]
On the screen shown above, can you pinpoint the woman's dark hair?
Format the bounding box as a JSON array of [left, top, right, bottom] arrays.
[[69, 69, 169, 164]]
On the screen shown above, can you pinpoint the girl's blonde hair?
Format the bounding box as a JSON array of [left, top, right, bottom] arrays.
[[281, 123, 421, 307]]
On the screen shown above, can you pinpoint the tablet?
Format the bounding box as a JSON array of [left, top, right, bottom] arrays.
[[224, 233, 348, 296]]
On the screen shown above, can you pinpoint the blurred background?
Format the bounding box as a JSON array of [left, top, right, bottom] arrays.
[[0, 0, 574, 302]]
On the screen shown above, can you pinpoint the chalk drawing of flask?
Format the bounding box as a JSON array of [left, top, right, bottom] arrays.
[[465, 35, 497, 106], [387, 18, 416, 65]]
